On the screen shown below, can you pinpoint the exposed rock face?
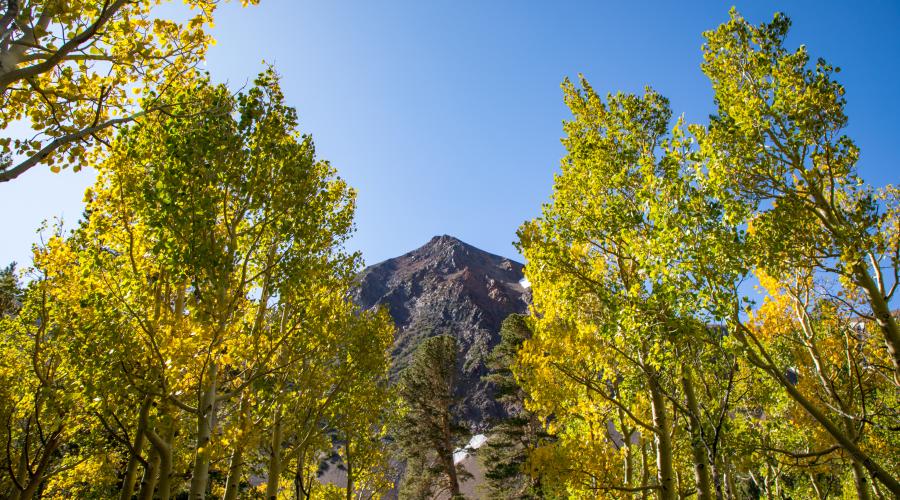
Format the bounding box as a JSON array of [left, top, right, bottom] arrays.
[[353, 235, 529, 430]]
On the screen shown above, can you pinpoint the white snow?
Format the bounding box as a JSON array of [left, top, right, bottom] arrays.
[[519, 277, 531, 289], [453, 434, 488, 464]]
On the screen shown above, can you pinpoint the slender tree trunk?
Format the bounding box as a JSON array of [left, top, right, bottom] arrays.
[[294, 446, 313, 500], [444, 451, 461, 498], [724, 457, 736, 500], [18, 433, 61, 500], [640, 438, 650, 500], [156, 417, 176, 500], [853, 259, 900, 378], [120, 397, 152, 500], [851, 460, 873, 500], [681, 369, 714, 500], [774, 466, 783, 498], [871, 474, 886, 500], [189, 362, 218, 499], [18, 467, 43, 499], [619, 408, 634, 491], [838, 416, 873, 500], [442, 415, 461, 498], [723, 459, 735, 499], [807, 186, 900, 377], [294, 457, 303, 500], [780, 370, 900, 494], [710, 458, 724, 500], [345, 436, 353, 500], [648, 375, 675, 500], [808, 472, 824, 500], [223, 440, 247, 500], [736, 324, 900, 496], [223, 393, 250, 500], [9, 438, 28, 500], [624, 441, 633, 490], [266, 405, 284, 499], [142, 405, 175, 500], [137, 441, 160, 500]]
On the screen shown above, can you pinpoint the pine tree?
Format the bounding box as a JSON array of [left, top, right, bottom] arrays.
[[395, 335, 469, 499], [482, 314, 549, 499], [0, 263, 20, 317]]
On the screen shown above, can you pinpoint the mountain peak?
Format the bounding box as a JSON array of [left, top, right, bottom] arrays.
[[426, 234, 464, 246], [411, 235, 477, 271], [353, 237, 529, 430]]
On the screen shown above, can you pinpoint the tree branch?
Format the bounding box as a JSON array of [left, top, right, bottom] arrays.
[[0, 0, 130, 91], [0, 112, 140, 182], [0, 0, 18, 45]]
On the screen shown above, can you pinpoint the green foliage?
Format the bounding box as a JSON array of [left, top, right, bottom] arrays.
[[395, 335, 469, 499], [1, 5, 898, 499], [515, 8, 900, 500], [481, 314, 550, 499], [699, 8, 900, 374], [0, 68, 396, 500], [0, 0, 259, 182], [0, 263, 20, 316]]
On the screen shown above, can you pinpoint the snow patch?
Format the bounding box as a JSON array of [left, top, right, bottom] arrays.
[[453, 434, 488, 464], [519, 277, 531, 289]]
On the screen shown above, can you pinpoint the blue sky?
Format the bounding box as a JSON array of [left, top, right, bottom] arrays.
[[1, 1, 898, 268]]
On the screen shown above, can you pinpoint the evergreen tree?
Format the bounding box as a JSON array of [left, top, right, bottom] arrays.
[[0, 263, 20, 317], [395, 335, 469, 499], [482, 314, 549, 499]]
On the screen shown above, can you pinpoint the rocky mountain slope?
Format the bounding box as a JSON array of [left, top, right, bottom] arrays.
[[353, 235, 529, 430]]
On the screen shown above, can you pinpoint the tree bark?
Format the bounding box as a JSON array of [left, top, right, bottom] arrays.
[[224, 394, 250, 500], [852, 460, 873, 500], [266, 405, 284, 499], [624, 439, 634, 490], [294, 447, 310, 500], [807, 185, 900, 378], [0, 0, 19, 45], [137, 442, 160, 500], [723, 455, 736, 500], [141, 405, 175, 500], [442, 415, 461, 498], [120, 397, 151, 500], [189, 362, 218, 499], [17, 431, 62, 500], [640, 438, 650, 500], [345, 436, 353, 500], [853, 263, 900, 379], [619, 408, 634, 491], [808, 472, 823, 500], [681, 368, 714, 500], [710, 459, 724, 500], [648, 375, 675, 500], [0, 0, 129, 91], [775, 366, 900, 494], [156, 418, 176, 500]]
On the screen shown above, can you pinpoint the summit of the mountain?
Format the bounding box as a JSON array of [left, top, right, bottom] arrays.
[[353, 235, 529, 429]]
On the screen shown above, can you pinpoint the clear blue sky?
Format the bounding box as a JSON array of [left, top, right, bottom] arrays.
[[2, 1, 898, 269]]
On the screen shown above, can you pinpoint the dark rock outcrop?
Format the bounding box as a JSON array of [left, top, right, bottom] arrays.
[[353, 235, 529, 430]]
